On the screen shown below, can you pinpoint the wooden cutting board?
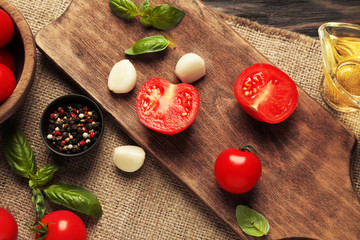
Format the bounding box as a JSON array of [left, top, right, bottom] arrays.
[[35, 0, 360, 238]]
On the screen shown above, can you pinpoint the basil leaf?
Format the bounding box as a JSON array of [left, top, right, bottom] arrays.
[[109, 0, 139, 19], [125, 35, 172, 55], [44, 183, 102, 218], [1, 125, 36, 179], [236, 205, 270, 237], [32, 189, 46, 221], [29, 163, 63, 189], [139, 0, 151, 27], [144, 4, 185, 30]]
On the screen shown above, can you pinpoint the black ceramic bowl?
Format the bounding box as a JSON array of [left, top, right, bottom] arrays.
[[40, 94, 104, 157]]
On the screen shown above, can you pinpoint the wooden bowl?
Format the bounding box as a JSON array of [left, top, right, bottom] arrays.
[[0, 0, 36, 124]]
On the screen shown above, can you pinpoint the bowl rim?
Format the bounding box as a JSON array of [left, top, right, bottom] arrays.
[[40, 94, 104, 157], [0, 0, 37, 124]]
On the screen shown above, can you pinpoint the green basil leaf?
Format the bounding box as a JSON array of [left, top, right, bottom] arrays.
[[44, 183, 102, 218], [140, 0, 150, 12], [139, 0, 151, 27], [125, 35, 172, 55], [109, 0, 139, 19], [145, 4, 185, 30], [29, 163, 63, 189], [1, 125, 36, 179], [32, 189, 46, 221], [236, 205, 270, 237]]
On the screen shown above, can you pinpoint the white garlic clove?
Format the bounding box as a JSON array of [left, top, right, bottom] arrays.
[[113, 145, 145, 172], [108, 59, 137, 93], [175, 53, 206, 83]]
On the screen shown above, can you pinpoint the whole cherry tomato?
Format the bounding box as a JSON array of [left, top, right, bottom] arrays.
[[0, 207, 18, 240], [234, 63, 298, 124], [0, 48, 16, 73], [35, 210, 87, 240], [214, 143, 262, 194], [0, 9, 15, 48], [136, 77, 200, 135], [0, 63, 16, 103]]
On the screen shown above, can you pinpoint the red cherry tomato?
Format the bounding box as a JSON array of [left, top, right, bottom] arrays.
[[0, 48, 16, 73], [234, 63, 298, 124], [0, 9, 15, 48], [0, 63, 16, 103], [214, 144, 262, 194], [136, 77, 200, 135], [0, 207, 18, 240], [36, 210, 87, 240]]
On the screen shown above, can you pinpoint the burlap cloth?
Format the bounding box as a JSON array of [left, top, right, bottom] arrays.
[[1, 0, 359, 239]]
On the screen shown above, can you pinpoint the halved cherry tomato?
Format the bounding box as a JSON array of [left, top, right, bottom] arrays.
[[0, 207, 18, 240], [234, 63, 298, 124], [214, 144, 262, 194], [136, 77, 200, 135], [0, 63, 16, 103], [0, 9, 15, 48], [0, 48, 16, 73]]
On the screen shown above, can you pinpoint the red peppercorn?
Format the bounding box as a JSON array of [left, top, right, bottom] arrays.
[[79, 140, 86, 146], [89, 132, 95, 138], [82, 127, 87, 132], [61, 140, 66, 146], [50, 113, 55, 119], [73, 109, 78, 114], [58, 146, 63, 152], [59, 109, 65, 116], [54, 131, 61, 136], [87, 118, 93, 123], [71, 112, 76, 118], [83, 107, 88, 111]]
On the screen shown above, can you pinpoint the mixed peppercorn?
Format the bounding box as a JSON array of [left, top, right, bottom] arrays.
[[46, 103, 101, 154]]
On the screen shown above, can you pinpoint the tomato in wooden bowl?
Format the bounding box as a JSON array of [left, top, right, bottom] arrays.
[[0, 1, 36, 124]]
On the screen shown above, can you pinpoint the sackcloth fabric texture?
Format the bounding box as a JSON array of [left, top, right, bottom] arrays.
[[0, 0, 359, 239]]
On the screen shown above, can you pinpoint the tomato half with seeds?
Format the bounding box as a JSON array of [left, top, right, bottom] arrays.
[[234, 63, 298, 124], [136, 77, 200, 135]]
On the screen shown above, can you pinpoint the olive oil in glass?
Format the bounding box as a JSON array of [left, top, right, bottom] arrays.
[[318, 22, 360, 112]]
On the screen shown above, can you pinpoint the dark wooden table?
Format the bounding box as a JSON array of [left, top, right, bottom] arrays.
[[204, 0, 360, 37]]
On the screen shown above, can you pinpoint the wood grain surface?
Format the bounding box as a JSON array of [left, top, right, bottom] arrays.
[[204, 0, 360, 37], [35, 0, 360, 239]]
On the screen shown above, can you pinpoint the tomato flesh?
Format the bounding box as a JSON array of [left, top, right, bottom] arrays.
[[0, 207, 18, 240], [0, 9, 14, 48], [234, 63, 298, 123], [214, 148, 262, 194], [136, 78, 200, 135]]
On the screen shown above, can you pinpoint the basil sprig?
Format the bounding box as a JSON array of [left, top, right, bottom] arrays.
[[44, 184, 102, 219], [32, 189, 46, 221], [109, 0, 139, 19], [2, 125, 37, 179], [110, 0, 185, 30], [236, 205, 270, 237], [29, 163, 63, 189], [125, 35, 173, 55], [1, 126, 103, 220]]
